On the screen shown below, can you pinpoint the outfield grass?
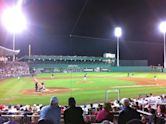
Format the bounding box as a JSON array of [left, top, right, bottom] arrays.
[[0, 72, 166, 105]]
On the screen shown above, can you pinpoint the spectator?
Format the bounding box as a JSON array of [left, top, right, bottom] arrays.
[[82, 105, 88, 115], [96, 102, 113, 123], [98, 104, 103, 111], [118, 98, 141, 124], [154, 105, 166, 124], [64, 97, 85, 124], [31, 112, 39, 124], [88, 103, 95, 115], [3, 117, 18, 124], [0, 104, 5, 111], [39, 96, 61, 124], [157, 104, 166, 117], [145, 104, 155, 114], [0, 114, 5, 124], [133, 101, 141, 110]]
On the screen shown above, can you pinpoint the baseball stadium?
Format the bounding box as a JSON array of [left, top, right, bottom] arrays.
[[1, 0, 166, 124], [0, 46, 166, 105], [1, 45, 166, 123]]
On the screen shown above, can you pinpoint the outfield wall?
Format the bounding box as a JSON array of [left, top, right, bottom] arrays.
[[29, 63, 163, 73], [29, 63, 112, 73]]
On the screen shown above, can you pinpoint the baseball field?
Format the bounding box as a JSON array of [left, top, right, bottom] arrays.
[[0, 72, 166, 105]]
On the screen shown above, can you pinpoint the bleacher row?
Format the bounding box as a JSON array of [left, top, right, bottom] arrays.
[[0, 94, 166, 124], [0, 61, 30, 79]]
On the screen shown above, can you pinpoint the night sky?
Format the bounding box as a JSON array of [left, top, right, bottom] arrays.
[[0, 0, 166, 65]]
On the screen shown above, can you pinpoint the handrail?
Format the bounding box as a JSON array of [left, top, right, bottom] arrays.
[[137, 110, 152, 116]]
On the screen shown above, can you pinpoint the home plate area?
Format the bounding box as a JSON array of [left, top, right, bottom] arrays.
[[21, 87, 71, 95]]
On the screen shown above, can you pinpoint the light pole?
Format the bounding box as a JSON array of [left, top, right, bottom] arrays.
[[1, 6, 27, 61], [13, 32, 16, 61], [159, 21, 166, 68], [114, 27, 122, 67]]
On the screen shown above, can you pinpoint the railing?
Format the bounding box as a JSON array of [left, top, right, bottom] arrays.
[[0, 110, 166, 124]]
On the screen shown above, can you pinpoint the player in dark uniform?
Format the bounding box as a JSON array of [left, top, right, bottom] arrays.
[[35, 82, 38, 92]]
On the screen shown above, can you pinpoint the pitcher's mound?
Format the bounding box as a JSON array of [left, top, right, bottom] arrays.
[[21, 87, 71, 95]]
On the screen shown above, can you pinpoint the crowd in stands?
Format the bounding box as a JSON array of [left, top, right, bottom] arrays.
[[0, 93, 166, 124], [0, 61, 30, 79]]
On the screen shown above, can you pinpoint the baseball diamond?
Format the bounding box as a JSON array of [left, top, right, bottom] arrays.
[[0, 71, 166, 105]]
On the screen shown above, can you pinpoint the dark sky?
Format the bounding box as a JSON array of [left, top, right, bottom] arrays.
[[0, 0, 166, 65]]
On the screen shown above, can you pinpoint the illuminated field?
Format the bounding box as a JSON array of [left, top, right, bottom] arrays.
[[0, 72, 166, 105]]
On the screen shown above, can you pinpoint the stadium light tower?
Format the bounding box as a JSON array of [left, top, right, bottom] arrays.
[[159, 21, 166, 68], [114, 27, 122, 67], [1, 5, 27, 61]]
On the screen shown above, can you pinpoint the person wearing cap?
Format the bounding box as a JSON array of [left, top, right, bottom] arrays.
[[64, 97, 85, 124], [118, 98, 141, 124], [39, 96, 61, 124]]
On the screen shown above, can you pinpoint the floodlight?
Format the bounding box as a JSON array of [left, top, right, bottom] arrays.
[[1, 5, 27, 61], [159, 21, 166, 68], [1, 6, 27, 33], [114, 27, 122, 67], [159, 21, 166, 33], [114, 27, 122, 38]]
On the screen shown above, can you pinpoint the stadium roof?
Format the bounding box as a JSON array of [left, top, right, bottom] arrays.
[[0, 46, 20, 56]]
